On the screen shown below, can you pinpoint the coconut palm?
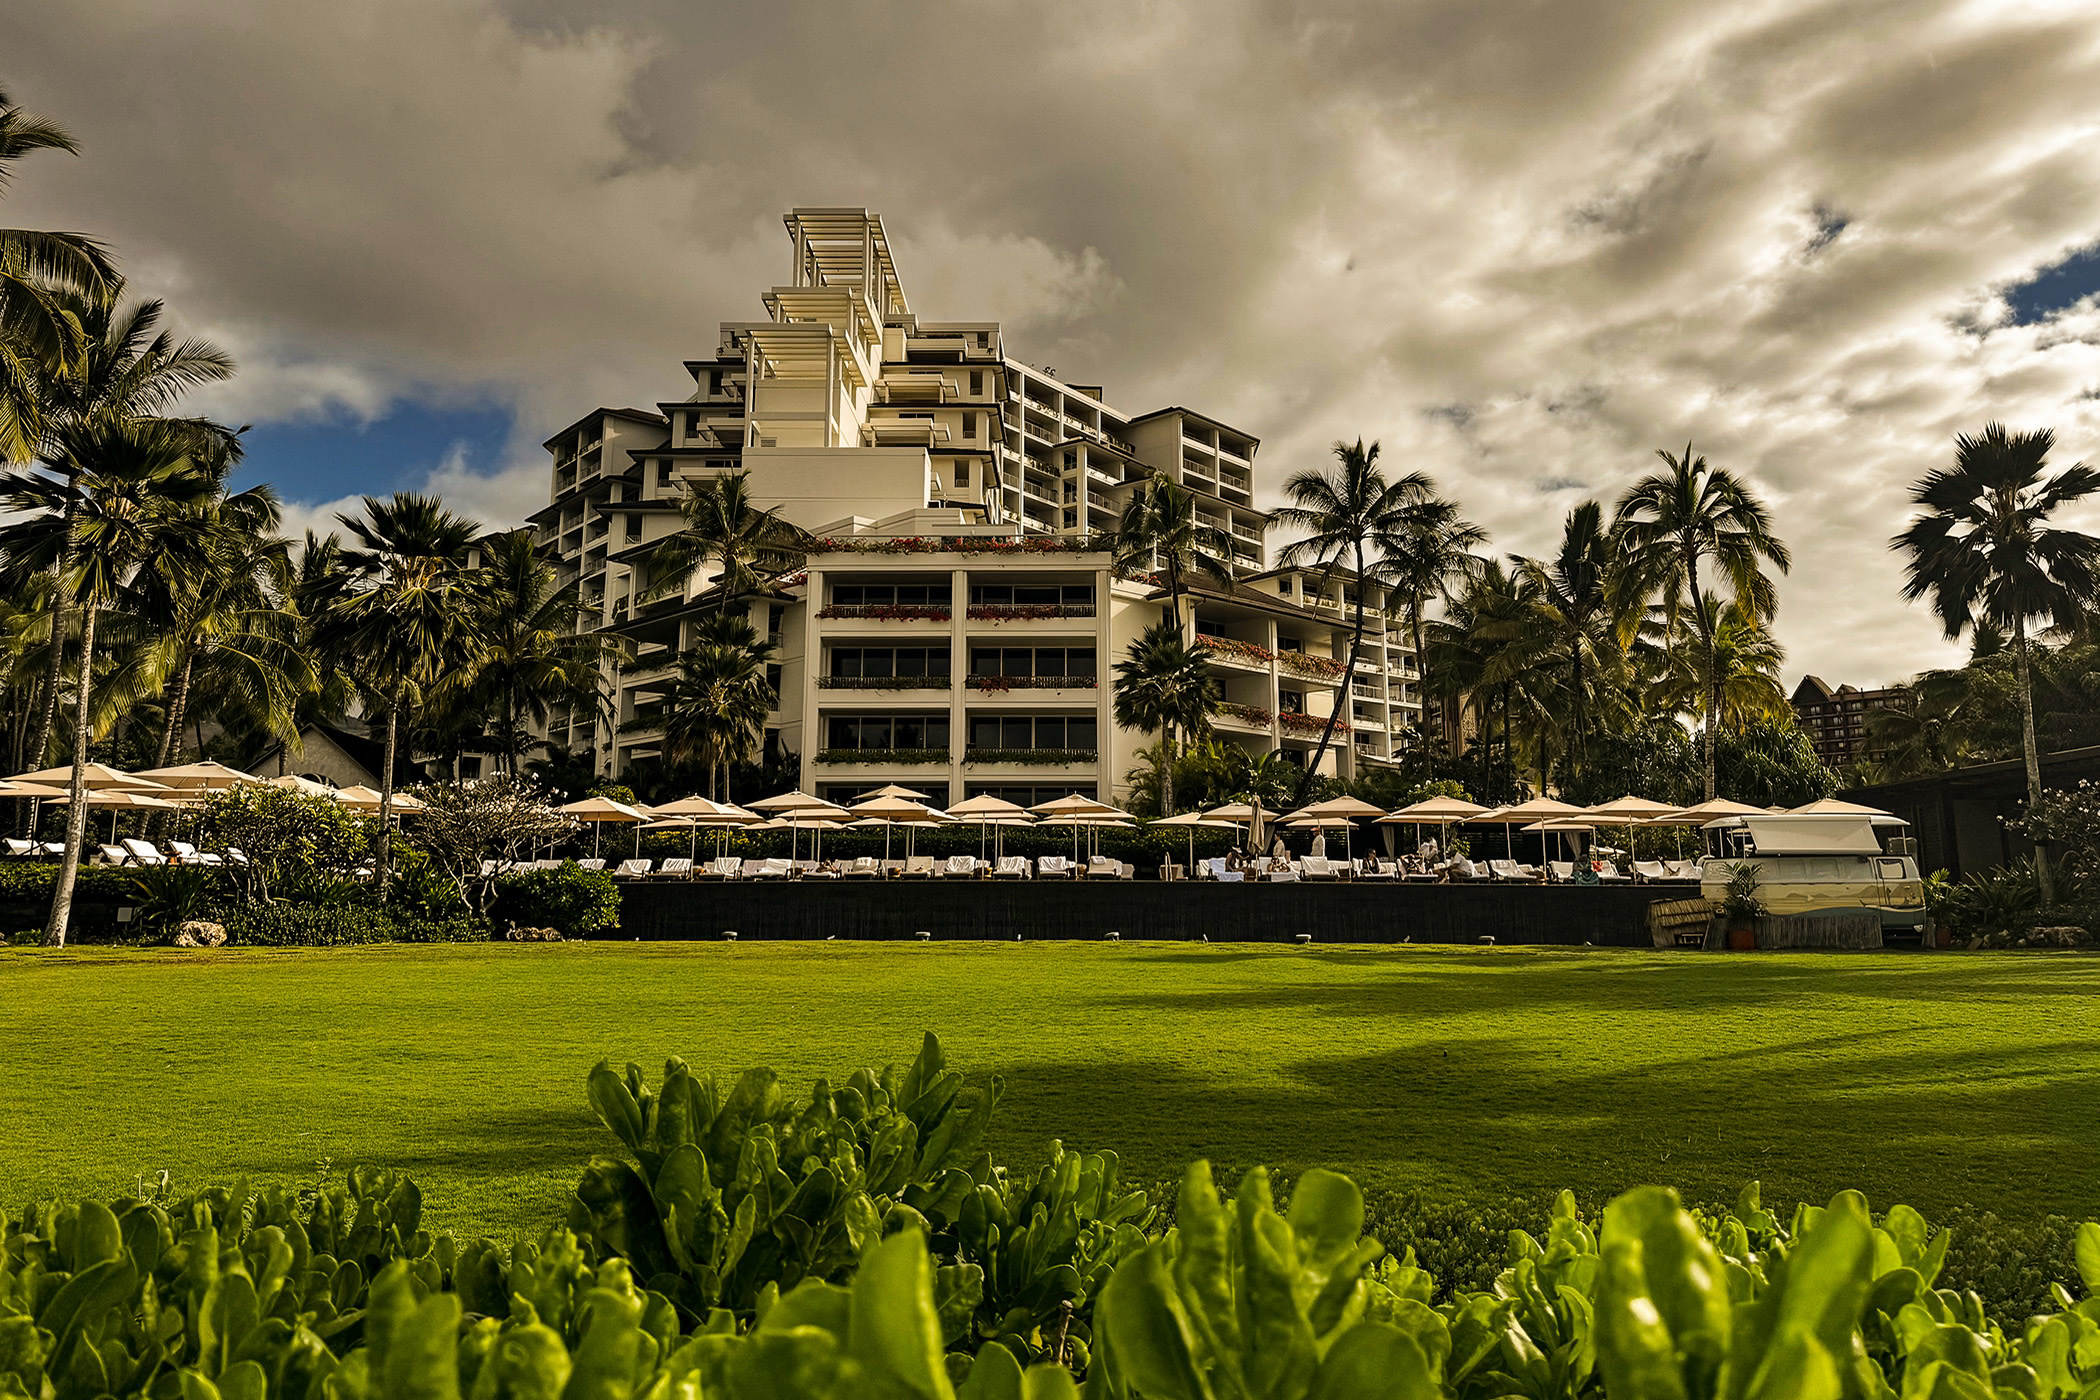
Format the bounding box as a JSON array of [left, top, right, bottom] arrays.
[[1894, 423, 2100, 902], [1111, 472, 1238, 630], [1423, 560, 1530, 773], [654, 613, 775, 800], [451, 529, 627, 773], [1111, 617, 1213, 815], [0, 416, 217, 945], [1377, 486, 1486, 731], [1654, 594, 1789, 734], [1273, 439, 1435, 794], [645, 469, 810, 610], [1614, 442, 1792, 799], [0, 290, 233, 768], [0, 87, 118, 462], [1505, 503, 1638, 779], [311, 493, 485, 889]]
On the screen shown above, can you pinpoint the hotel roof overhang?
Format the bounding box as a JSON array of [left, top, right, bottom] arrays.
[[1179, 578, 1376, 632], [784, 208, 909, 319], [731, 318, 877, 391], [541, 405, 667, 451], [1125, 404, 1261, 450]]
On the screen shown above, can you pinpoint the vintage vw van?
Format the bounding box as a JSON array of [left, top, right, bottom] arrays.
[[1699, 813, 1928, 937]]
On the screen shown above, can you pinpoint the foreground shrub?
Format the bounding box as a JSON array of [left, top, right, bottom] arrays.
[[196, 784, 375, 904], [221, 902, 490, 946], [490, 860, 619, 937]]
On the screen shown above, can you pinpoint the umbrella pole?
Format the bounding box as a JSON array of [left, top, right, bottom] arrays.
[[594, 823, 602, 858]]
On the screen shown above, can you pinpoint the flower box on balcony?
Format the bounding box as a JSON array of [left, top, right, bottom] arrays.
[[965, 603, 1098, 621], [813, 748, 952, 765], [817, 675, 954, 690], [814, 604, 952, 621], [1276, 651, 1347, 681], [968, 674, 1099, 693], [1215, 702, 1273, 727], [961, 748, 1098, 766]]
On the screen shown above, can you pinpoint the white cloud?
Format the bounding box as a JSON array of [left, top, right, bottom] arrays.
[[13, 0, 2100, 689]]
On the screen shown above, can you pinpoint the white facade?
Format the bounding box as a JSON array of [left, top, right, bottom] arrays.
[[535, 208, 1418, 802]]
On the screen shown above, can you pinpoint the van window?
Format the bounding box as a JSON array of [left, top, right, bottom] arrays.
[[1876, 858, 1906, 880]]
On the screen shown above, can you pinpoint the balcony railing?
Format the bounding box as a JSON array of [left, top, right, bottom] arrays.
[[818, 675, 954, 690], [961, 748, 1097, 766], [966, 674, 1099, 692], [966, 603, 1097, 621]]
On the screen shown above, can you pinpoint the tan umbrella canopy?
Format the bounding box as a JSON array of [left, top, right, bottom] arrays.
[[949, 793, 1032, 861], [1790, 797, 1896, 817], [1647, 797, 1765, 825], [851, 795, 951, 862], [1293, 795, 1386, 820], [865, 783, 934, 801], [0, 779, 68, 799], [133, 760, 264, 793], [266, 774, 337, 797], [650, 795, 759, 822], [1030, 793, 1133, 819], [1378, 796, 1489, 822], [749, 789, 837, 812], [334, 784, 426, 813], [1153, 811, 1247, 868], [10, 763, 168, 793], [45, 788, 182, 841], [1579, 795, 1683, 821], [558, 795, 648, 857]]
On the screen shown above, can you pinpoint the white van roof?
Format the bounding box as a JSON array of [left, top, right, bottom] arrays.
[[1703, 812, 1886, 855]]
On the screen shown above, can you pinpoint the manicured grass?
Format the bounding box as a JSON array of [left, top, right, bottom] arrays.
[[4, 943, 2098, 1240]]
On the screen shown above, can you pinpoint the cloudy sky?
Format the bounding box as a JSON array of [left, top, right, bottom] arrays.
[[11, 0, 2100, 688]]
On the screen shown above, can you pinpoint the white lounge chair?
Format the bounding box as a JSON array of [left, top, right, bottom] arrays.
[[1301, 856, 1340, 880], [903, 854, 936, 877], [1489, 859, 1540, 882], [706, 856, 743, 879], [1632, 860, 1669, 882], [576, 858, 606, 872], [1037, 856, 1074, 879], [1087, 856, 1122, 879], [168, 841, 224, 867], [656, 857, 693, 879], [478, 858, 502, 878], [224, 847, 250, 866], [121, 838, 168, 867], [1665, 859, 1702, 881], [5, 837, 36, 858], [992, 855, 1031, 878], [1547, 860, 1574, 882], [97, 844, 131, 867], [747, 858, 794, 879], [1596, 860, 1631, 883], [39, 841, 64, 857], [843, 857, 880, 878], [1359, 859, 1396, 881], [615, 858, 652, 879], [1266, 865, 1301, 883], [942, 855, 979, 878]]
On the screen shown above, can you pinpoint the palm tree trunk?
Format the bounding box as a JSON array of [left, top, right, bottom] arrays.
[[1298, 553, 1367, 799], [1160, 722, 1175, 816], [1408, 596, 1426, 752], [31, 592, 67, 769], [1686, 545, 1717, 800], [2014, 615, 2054, 905], [503, 691, 520, 774], [375, 703, 398, 899], [44, 601, 97, 948], [155, 652, 196, 769]]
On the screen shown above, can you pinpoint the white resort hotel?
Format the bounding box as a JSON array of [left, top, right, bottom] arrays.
[[535, 208, 1423, 806]]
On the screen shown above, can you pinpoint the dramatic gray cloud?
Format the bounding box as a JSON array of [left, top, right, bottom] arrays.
[[10, 0, 2100, 688]]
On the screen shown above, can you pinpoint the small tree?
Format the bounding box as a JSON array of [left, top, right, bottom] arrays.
[[409, 773, 573, 915], [197, 785, 374, 905]]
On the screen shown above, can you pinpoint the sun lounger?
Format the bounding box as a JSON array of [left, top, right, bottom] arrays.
[[747, 858, 794, 879], [121, 838, 168, 867], [903, 855, 936, 877], [1087, 856, 1122, 879], [39, 841, 64, 857], [941, 855, 979, 878], [5, 838, 36, 859], [1037, 855, 1074, 878], [656, 857, 693, 879], [705, 856, 743, 879], [168, 841, 224, 867], [991, 855, 1030, 878], [478, 858, 501, 878], [1547, 860, 1574, 882], [1488, 859, 1539, 882], [1596, 860, 1631, 883], [97, 844, 131, 867], [615, 858, 652, 878], [1632, 860, 1669, 882], [842, 857, 880, 878], [224, 847, 250, 866], [1266, 865, 1301, 882], [576, 858, 606, 872], [1666, 859, 1701, 881], [1300, 856, 1340, 880]]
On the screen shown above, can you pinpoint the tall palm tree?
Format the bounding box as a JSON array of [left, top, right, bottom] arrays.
[[1111, 472, 1238, 630], [1377, 486, 1486, 740], [655, 613, 775, 800], [452, 529, 626, 772], [2, 291, 233, 768], [1111, 617, 1213, 815], [1614, 442, 1791, 799], [645, 470, 810, 610], [0, 87, 117, 462], [0, 417, 216, 945], [1506, 502, 1631, 780], [1273, 439, 1435, 794], [1655, 594, 1789, 733], [1894, 423, 2100, 902], [312, 493, 484, 889]]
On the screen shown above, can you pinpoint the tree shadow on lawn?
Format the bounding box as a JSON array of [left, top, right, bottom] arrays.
[[989, 1028, 2100, 1221], [238, 1102, 607, 1182]]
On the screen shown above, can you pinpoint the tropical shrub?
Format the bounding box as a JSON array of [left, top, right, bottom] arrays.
[[195, 784, 374, 904], [220, 902, 490, 946], [490, 860, 619, 938], [407, 773, 572, 913], [127, 864, 229, 936]]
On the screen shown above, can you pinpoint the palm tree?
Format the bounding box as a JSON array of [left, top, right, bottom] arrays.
[[1614, 442, 1791, 799], [1894, 423, 2100, 902], [0, 290, 233, 768], [0, 417, 217, 945], [1111, 472, 1238, 630], [1504, 502, 1631, 780], [452, 529, 626, 772], [311, 493, 484, 890], [0, 87, 117, 462], [1656, 595, 1789, 733], [645, 470, 810, 610], [1377, 487, 1485, 739], [1111, 617, 1213, 815], [655, 613, 775, 799], [1273, 439, 1436, 794], [1423, 560, 1529, 774]]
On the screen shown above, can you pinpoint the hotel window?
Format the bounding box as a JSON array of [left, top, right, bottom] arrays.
[[954, 462, 970, 489], [1279, 690, 1305, 714], [970, 371, 984, 396], [968, 715, 1098, 750], [825, 714, 950, 751], [970, 583, 1093, 607], [1277, 577, 1293, 595], [963, 412, 976, 440], [832, 646, 951, 679], [830, 582, 952, 607]]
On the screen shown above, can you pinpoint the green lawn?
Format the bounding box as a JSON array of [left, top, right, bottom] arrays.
[[4, 943, 2098, 1240]]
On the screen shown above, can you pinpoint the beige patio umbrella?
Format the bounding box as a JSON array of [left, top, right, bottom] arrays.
[[1030, 793, 1133, 818], [1204, 799, 1280, 850], [133, 760, 263, 793], [334, 784, 426, 814], [1284, 795, 1384, 861], [947, 793, 1032, 861], [0, 779, 68, 800], [1376, 796, 1489, 858], [1151, 811, 1242, 870], [10, 763, 168, 793], [865, 783, 934, 801], [558, 795, 648, 858], [1790, 797, 1896, 817], [1577, 796, 1683, 865], [852, 795, 949, 861], [649, 795, 761, 863], [769, 804, 851, 863], [45, 788, 182, 842], [266, 774, 337, 797], [1485, 796, 1585, 862], [749, 789, 837, 813]]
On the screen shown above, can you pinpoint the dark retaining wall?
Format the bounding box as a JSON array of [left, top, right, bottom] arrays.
[[612, 880, 1669, 946]]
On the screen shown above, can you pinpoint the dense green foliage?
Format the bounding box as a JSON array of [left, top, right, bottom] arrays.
[[218, 903, 490, 947], [489, 861, 620, 938], [5, 1035, 2099, 1399]]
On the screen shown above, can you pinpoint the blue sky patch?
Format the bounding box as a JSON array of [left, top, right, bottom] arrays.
[[230, 398, 516, 504], [2005, 241, 2100, 325]]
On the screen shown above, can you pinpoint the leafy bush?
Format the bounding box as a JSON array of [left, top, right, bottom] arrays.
[[384, 843, 470, 920], [127, 864, 229, 936], [490, 860, 619, 937], [196, 783, 374, 903], [221, 902, 490, 946]]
